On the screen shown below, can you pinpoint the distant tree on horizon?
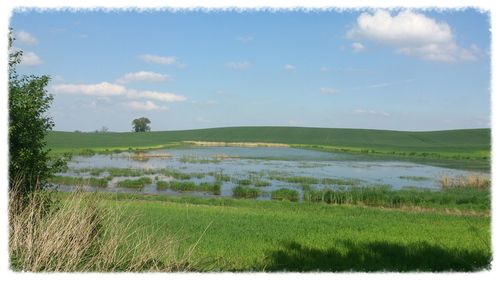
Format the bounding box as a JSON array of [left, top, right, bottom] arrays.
[[132, 117, 151, 132]]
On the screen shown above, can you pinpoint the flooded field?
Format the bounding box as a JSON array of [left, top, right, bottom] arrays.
[[53, 146, 490, 200]]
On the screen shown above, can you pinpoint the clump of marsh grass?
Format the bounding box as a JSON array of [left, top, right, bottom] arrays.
[[9, 190, 194, 272], [157, 181, 221, 195], [439, 173, 490, 190], [116, 177, 152, 189], [232, 186, 260, 199], [271, 188, 299, 202]]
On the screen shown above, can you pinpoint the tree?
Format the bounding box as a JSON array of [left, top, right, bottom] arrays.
[[132, 117, 151, 132], [9, 29, 65, 196]]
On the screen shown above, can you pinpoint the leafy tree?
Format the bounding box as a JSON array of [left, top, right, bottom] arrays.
[[9, 29, 66, 196], [132, 117, 151, 132]]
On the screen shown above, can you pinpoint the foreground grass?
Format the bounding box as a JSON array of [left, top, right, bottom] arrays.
[[87, 192, 490, 272], [9, 191, 193, 272]]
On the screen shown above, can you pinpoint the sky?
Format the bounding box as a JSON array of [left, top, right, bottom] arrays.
[[9, 8, 491, 132]]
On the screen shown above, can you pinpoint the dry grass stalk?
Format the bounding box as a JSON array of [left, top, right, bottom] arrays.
[[439, 173, 490, 190], [9, 189, 195, 272]]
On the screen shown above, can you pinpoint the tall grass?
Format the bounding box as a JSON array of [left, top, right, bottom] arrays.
[[302, 185, 490, 211], [9, 190, 193, 272], [439, 173, 490, 190]]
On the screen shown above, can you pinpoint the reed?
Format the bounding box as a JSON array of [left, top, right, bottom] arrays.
[[9, 190, 192, 272], [439, 173, 490, 190]]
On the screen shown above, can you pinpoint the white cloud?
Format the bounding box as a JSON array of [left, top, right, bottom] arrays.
[[284, 64, 296, 71], [126, 100, 167, 111], [20, 51, 42, 66], [225, 62, 251, 70], [367, 83, 390, 89], [51, 81, 186, 103], [116, 71, 170, 84], [51, 82, 126, 96], [126, 89, 186, 102], [16, 30, 38, 45], [237, 35, 254, 43], [347, 10, 480, 62], [351, 42, 365, 53], [320, 87, 337, 95], [140, 54, 178, 65], [354, 108, 390, 117]]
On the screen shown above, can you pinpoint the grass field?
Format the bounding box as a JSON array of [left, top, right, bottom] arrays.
[[62, 192, 490, 272], [46, 127, 490, 167]]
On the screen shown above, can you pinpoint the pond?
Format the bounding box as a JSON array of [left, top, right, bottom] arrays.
[[52, 146, 490, 200]]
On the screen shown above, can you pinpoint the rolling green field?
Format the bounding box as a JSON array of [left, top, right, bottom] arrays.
[[46, 127, 490, 160], [79, 192, 490, 272]]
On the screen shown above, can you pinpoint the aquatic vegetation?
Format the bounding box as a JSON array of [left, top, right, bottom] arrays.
[[157, 181, 221, 195], [237, 179, 252, 186], [321, 178, 360, 186], [116, 177, 152, 189], [232, 186, 260, 199], [179, 154, 221, 164], [254, 180, 271, 187], [208, 170, 231, 182], [269, 175, 357, 186], [399, 176, 430, 181], [271, 188, 299, 202], [49, 176, 108, 188]]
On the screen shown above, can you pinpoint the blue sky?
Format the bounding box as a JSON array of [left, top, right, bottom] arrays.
[[10, 9, 491, 132]]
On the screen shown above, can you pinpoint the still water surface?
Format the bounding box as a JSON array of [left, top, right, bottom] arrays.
[[55, 146, 489, 199]]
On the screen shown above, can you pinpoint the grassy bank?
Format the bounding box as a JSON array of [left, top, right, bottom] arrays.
[[43, 191, 490, 272], [46, 127, 490, 168]]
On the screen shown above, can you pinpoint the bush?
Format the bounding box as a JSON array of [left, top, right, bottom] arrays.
[[9, 31, 66, 196]]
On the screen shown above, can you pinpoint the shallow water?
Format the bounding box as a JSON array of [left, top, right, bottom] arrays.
[[54, 146, 490, 200]]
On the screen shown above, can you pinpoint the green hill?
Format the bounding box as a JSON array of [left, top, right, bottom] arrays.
[[47, 126, 490, 159]]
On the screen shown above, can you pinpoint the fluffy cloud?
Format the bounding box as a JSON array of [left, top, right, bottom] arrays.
[[351, 42, 365, 53], [284, 64, 296, 71], [347, 10, 479, 62], [116, 71, 170, 84], [140, 54, 178, 65], [320, 87, 337, 94], [20, 51, 42, 66], [126, 89, 186, 102], [16, 30, 38, 45], [51, 82, 126, 96], [225, 62, 251, 70], [51, 82, 186, 102], [126, 101, 167, 111], [354, 108, 390, 117]]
